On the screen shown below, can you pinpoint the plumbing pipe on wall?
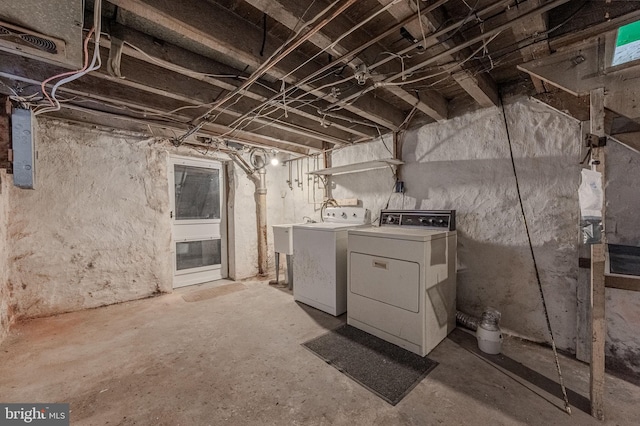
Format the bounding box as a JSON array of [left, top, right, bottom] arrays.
[[230, 150, 269, 276], [255, 166, 268, 276]]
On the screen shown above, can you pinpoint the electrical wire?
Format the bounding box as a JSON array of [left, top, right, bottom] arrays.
[[375, 32, 501, 88], [36, 0, 104, 115], [500, 93, 572, 416], [406, 0, 589, 94], [459, 0, 590, 73], [415, 0, 429, 50], [281, 0, 403, 81], [172, 0, 351, 144], [35, 27, 94, 113], [212, 0, 454, 134], [315, 1, 505, 114]]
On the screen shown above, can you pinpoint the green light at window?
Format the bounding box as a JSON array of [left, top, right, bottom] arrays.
[[616, 20, 640, 47]]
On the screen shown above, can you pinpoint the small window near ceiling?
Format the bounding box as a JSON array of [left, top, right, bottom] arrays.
[[611, 20, 640, 67]]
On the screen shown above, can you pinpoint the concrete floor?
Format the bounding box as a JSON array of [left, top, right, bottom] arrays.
[[1, 279, 638, 425]]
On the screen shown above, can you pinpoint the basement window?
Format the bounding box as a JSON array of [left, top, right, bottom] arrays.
[[611, 20, 640, 67]]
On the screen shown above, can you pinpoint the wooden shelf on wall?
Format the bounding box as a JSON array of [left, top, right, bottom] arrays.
[[308, 158, 403, 176]]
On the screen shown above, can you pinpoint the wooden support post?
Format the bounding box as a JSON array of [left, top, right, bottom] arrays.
[[589, 87, 606, 421], [0, 96, 11, 172]]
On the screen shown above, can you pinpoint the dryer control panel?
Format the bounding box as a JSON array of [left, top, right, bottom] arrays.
[[379, 210, 455, 231]]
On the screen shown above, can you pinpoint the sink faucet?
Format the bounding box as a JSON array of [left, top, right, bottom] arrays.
[[341, 212, 347, 218]]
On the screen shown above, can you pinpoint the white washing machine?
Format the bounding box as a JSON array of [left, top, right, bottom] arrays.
[[293, 207, 370, 316], [347, 210, 457, 356]]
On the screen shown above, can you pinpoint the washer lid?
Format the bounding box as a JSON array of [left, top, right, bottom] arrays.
[[348, 226, 455, 241], [293, 222, 371, 232], [272, 223, 304, 229]]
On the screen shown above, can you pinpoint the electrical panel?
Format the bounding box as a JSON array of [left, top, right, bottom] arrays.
[[12, 108, 36, 189]]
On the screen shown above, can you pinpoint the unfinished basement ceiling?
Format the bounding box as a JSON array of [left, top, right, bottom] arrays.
[[1, 0, 640, 154]]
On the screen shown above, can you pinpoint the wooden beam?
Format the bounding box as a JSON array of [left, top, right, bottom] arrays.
[[339, 0, 547, 109], [451, 71, 499, 108], [392, 0, 572, 83], [384, 86, 447, 121], [248, 0, 449, 122], [47, 105, 310, 155], [248, 0, 448, 120], [247, 0, 447, 122], [108, 0, 405, 129], [589, 87, 606, 422], [379, 0, 499, 108], [90, 48, 349, 146], [98, 25, 376, 141], [0, 53, 324, 152], [610, 132, 640, 155], [506, 0, 550, 94], [0, 95, 11, 171], [533, 90, 590, 121], [550, 8, 640, 51], [605, 274, 640, 292], [519, 32, 640, 103]]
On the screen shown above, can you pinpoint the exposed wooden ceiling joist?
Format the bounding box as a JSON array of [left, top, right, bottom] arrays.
[[98, 24, 377, 142], [0, 52, 323, 152], [506, 0, 549, 94], [379, 0, 499, 108], [0, 0, 639, 153], [107, 0, 406, 130], [246, 0, 448, 122]]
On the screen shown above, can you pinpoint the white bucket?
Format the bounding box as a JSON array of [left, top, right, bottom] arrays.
[[476, 325, 503, 355]]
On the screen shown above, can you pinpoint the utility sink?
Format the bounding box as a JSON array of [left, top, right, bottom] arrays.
[[272, 224, 299, 255]]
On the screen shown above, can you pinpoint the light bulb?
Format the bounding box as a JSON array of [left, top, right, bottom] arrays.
[[270, 157, 279, 166]]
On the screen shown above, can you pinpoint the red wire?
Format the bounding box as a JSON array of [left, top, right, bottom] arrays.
[[40, 27, 95, 108]]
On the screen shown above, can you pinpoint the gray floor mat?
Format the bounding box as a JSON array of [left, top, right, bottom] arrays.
[[302, 324, 438, 405]]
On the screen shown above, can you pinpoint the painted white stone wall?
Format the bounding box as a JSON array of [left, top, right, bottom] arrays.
[[331, 97, 582, 351], [604, 140, 640, 378], [226, 154, 319, 280], [5, 99, 636, 379], [4, 117, 315, 318], [0, 169, 11, 342], [270, 156, 323, 225], [331, 134, 398, 223], [226, 161, 259, 279], [8, 121, 174, 318]]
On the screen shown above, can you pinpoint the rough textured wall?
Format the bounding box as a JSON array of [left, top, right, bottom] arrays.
[[224, 154, 318, 280], [0, 169, 11, 342], [8, 121, 173, 319], [331, 134, 398, 223], [332, 97, 581, 351], [604, 140, 640, 379], [270, 157, 321, 224], [3, 118, 322, 314], [228, 162, 260, 279]]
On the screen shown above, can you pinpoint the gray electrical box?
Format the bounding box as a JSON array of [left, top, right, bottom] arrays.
[[12, 108, 36, 189]]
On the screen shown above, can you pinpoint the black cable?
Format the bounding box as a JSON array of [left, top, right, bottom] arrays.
[[260, 13, 267, 57], [499, 92, 572, 415]]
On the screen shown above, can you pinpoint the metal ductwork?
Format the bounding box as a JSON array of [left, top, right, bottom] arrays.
[[0, 0, 83, 68]]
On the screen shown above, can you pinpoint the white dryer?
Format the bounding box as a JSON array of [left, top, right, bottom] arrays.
[[292, 207, 370, 316], [347, 210, 456, 356]]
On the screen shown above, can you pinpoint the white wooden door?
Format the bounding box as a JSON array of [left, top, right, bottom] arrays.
[[169, 156, 227, 288]]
